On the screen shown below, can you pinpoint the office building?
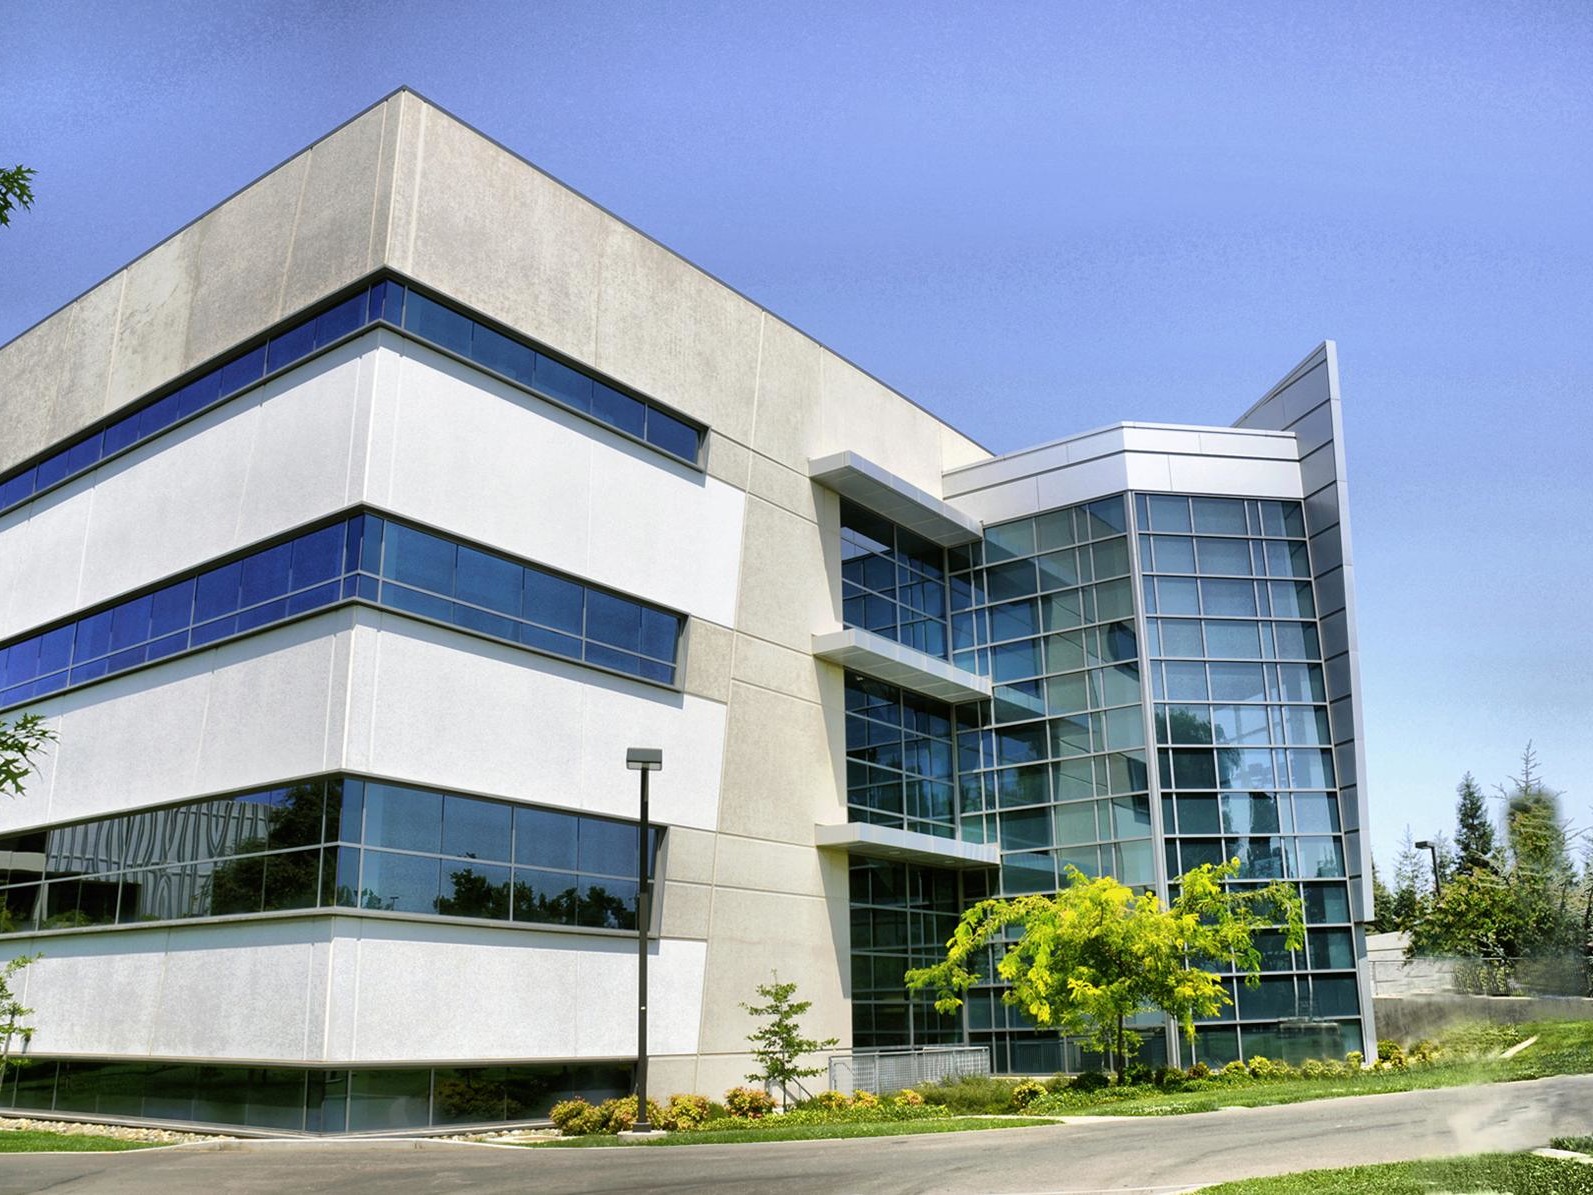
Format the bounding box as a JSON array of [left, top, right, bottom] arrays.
[[0, 91, 1373, 1132]]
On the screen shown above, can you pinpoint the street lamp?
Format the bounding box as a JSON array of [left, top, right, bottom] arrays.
[[1414, 839, 1443, 897], [625, 747, 663, 1133]]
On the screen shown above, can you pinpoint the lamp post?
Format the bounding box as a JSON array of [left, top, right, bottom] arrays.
[[625, 747, 663, 1133], [1414, 839, 1443, 897]]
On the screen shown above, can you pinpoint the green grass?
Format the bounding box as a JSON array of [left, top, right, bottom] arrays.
[[931, 1018, 1593, 1120], [0, 1130, 155, 1152], [1194, 1152, 1593, 1193], [531, 1116, 1057, 1146], [1553, 1136, 1593, 1153]]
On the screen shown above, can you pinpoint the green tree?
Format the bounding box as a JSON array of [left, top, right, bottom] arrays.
[[0, 165, 35, 228], [1390, 826, 1428, 930], [1454, 772, 1496, 873], [1368, 857, 1395, 933], [0, 714, 56, 799], [0, 953, 39, 1100], [906, 862, 1304, 1082], [741, 974, 839, 1108]]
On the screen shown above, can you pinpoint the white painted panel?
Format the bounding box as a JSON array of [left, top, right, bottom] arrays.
[[2, 613, 351, 833], [1192, 430, 1299, 460], [1032, 455, 1134, 510], [12, 920, 329, 1061], [369, 340, 744, 626], [943, 476, 1040, 525], [0, 341, 369, 642], [346, 615, 725, 831], [338, 919, 705, 1061], [1164, 455, 1303, 498]]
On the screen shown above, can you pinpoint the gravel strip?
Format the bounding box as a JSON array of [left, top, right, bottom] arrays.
[[0, 1115, 235, 1144]]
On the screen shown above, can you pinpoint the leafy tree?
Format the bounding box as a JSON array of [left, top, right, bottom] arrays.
[[1408, 868, 1521, 993], [0, 953, 39, 1100], [0, 165, 35, 228], [741, 974, 839, 1108], [1454, 772, 1496, 873], [906, 862, 1304, 1082], [0, 714, 56, 799]]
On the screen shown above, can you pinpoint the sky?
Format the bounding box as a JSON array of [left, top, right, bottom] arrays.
[[3, 1, 1589, 869]]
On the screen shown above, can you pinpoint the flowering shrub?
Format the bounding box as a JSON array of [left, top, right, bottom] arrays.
[[723, 1086, 777, 1118], [850, 1089, 880, 1109], [1186, 1062, 1212, 1080], [811, 1090, 852, 1110], [892, 1088, 925, 1107], [659, 1093, 712, 1131]]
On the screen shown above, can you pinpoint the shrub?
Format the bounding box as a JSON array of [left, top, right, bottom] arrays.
[[1010, 1078, 1047, 1108], [1152, 1066, 1185, 1088], [595, 1095, 665, 1133], [891, 1088, 925, 1108], [723, 1086, 777, 1118], [1409, 1039, 1439, 1065], [1069, 1070, 1112, 1093], [1217, 1060, 1252, 1084], [1345, 1050, 1364, 1069], [1246, 1055, 1276, 1079], [1376, 1039, 1405, 1064], [659, 1093, 712, 1131], [811, 1089, 852, 1111], [920, 1074, 1021, 1115], [1186, 1061, 1212, 1081], [550, 1098, 594, 1134], [1300, 1058, 1327, 1079]]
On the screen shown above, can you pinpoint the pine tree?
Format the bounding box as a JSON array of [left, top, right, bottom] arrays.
[[1390, 826, 1426, 930], [1454, 772, 1496, 873], [1369, 857, 1395, 933]]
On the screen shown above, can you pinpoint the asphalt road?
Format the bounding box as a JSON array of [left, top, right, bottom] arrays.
[[5, 1075, 1592, 1195]]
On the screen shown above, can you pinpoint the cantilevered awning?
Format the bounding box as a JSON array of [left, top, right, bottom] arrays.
[[809, 451, 982, 547], [812, 627, 991, 704], [815, 821, 999, 869]]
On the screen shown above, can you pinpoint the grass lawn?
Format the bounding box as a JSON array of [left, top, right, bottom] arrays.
[[1555, 1136, 1593, 1153], [531, 1116, 1058, 1147], [1193, 1152, 1593, 1193], [1012, 1018, 1593, 1119], [0, 1130, 154, 1152]]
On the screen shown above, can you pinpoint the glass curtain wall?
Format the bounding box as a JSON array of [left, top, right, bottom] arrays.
[[1137, 493, 1362, 1065]]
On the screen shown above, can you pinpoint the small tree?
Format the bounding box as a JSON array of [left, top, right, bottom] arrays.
[[741, 974, 838, 1108], [0, 714, 56, 799], [906, 862, 1303, 1082], [0, 953, 39, 1099]]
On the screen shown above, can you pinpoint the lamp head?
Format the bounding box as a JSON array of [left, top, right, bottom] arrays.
[[626, 747, 663, 772], [1414, 840, 1433, 850]]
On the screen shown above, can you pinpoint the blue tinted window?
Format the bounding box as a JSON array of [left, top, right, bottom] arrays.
[[383, 525, 455, 594], [578, 817, 635, 876], [102, 413, 141, 456], [75, 610, 114, 660], [65, 432, 103, 476], [441, 794, 512, 862], [314, 293, 367, 345], [218, 345, 267, 396], [525, 571, 584, 635], [592, 383, 646, 438], [514, 806, 578, 870], [455, 547, 521, 615], [643, 411, 700, 462], [109, 596, 151, 652], [194, 562, 242, 623], [368, 279, 404, 324], [240, 543, 292, 607], [364, 784, 442, 853], [586, 591, 642, 653], [533, 355, 593, 412], [136, 394, 180, 441], [403, 292, 474, 357], [267, 322, 318, 373], [471, 325, 535, 387], [291, 525, 344, 588], [174, 372, 222, 420]]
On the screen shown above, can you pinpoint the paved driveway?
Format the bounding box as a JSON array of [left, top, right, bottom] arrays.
[[4, 1074, 1591, 1194]]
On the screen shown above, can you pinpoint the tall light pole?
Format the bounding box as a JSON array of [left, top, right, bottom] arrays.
[[1414, 839, 1443, 897], [625, 747, 663, 1133]]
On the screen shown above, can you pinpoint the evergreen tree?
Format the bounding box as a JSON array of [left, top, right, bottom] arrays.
[[1369, 857, 1395, 933], [1454, 772, 1496, 873], [1390, 826, 1426, 930]]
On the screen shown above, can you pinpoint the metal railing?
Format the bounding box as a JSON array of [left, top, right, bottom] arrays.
[[827, 1046, 991, 1095]]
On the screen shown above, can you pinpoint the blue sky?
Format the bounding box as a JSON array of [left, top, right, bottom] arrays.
[[3, 1, 1589, 869]]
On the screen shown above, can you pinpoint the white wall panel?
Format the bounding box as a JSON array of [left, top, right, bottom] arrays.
[[2, 614, 351, 833], [0, 341, 370, 641], [365, 339, 745, 626], [330, 919, 705, 1061], [342, 615, 725, 831]]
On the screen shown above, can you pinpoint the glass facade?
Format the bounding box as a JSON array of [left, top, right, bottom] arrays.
[[3, 1058, 632, 1133], [841, 492, 1362, 1069], [1138, 493, 1361, 1065], [0, 511, 684, 712], [0, 777, 661, 935], [0, 276, 703, 515], [840, 500, 950, 658], [844, 673, 957, 838]]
